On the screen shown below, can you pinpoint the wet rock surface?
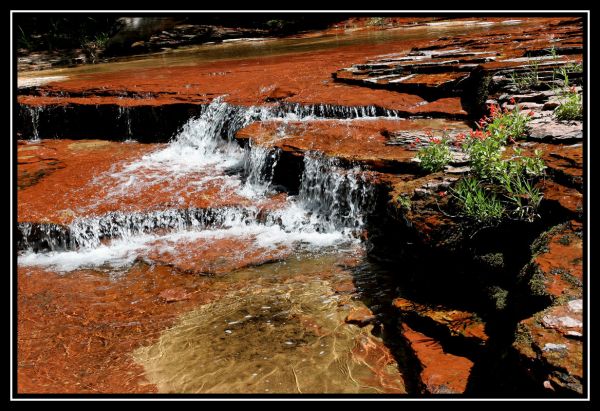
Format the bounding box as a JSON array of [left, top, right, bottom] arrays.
[[401, 324, 474, 394], [236, 118, 471, 173], [18, 253, 408, 394], [15, 16, 585, 396]]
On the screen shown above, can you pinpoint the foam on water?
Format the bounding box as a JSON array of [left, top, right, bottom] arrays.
[[19, 98, 377, 271], [19, 218, 350, 272]]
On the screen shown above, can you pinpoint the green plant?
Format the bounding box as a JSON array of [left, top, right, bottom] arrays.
[[266, 19, 286, 30], [450, 103, 545, 224], [520, 149, 546, 176], [510, 60, 540, 89], [554, 89, 582, 121], [416, 136, 452, 173], [450, 177, 505, 223], [463, 103, 533, 180], [17, 25, 35, 50], [397, 195, 412, 211], [463, 135, 504, 180], [482, 102, 531, 143], [553, 62, 583, 87], [502, 174, 543, 222]]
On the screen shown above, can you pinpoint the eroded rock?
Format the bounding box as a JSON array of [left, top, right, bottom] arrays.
[[513, 301, 583, 394], [393, 298, 488, 345], [401, 323, 474, 394], [520, 223, 583, 303]]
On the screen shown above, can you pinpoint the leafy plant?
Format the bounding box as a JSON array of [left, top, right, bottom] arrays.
[[449, 103, 545, 224], [520, 149, 546, 176], [416, 136, 452, 173], [463, 134, 504, 180], [451, 177, 505, 223], [554, 89, 582, 121], [481, 102, 532, 143]]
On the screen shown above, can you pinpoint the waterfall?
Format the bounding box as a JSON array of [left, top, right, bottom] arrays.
[[297, 153, 375, 233], [24, 105, 42, 140], [273, 102, 402, 119], [117, 105, 132, 139], [240, 142, 280, 197], [19, 98, 379, 270]]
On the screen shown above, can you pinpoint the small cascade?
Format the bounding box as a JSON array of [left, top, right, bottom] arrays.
[[297, 153, 376, 233], [274, 102, 403, 119], [117, 105, 132, 139], [240, 143, 280, 197], [19, 98, 380, 269], [24, 105, 42, 140], [17, 222, 71, 252], [18, 207, 260, 252]]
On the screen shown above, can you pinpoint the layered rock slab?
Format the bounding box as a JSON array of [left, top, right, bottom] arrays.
[[515, 222, 584, 394], [17, 139, 283, 226], [236, 118, 472, 173]]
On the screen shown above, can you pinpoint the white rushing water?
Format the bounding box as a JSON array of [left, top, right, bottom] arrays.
[[19, 98, 376, 271]]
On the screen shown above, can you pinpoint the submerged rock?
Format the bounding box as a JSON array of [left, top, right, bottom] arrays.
[[345, 307, 377, 327]]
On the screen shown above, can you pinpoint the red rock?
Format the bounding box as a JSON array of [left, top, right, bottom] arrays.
[[544, 144, 584, 190], [17, 143, 66, 189], [18, 17, 581, 117], [513, 302, 583, 393], [17, 263, 223, 393], [401, 324, 474, 394], [351, 333, 406, 393], [17, 139, 287, 226], [345, 307, 376, 327], [158, 287, 190, 302], [514, 223, 583, 394], [145, 236, 291, 276], [263, 86, 299, 102], [333, 280, 356, 294], [515, 143, 583, 191], [539, 180, 583, 217], [530, 224, 583, 301], [236, 118, 471, 172], [393, 297, 488, 344]]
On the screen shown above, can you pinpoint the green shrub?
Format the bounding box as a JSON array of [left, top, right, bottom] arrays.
[[451, 177, 505, 223], [463, 135, 504, 180], [450, 104, 545, 224], [482, 102, 531, 143], [554, 90, 583, 121], [416, 136, 452, 173]]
